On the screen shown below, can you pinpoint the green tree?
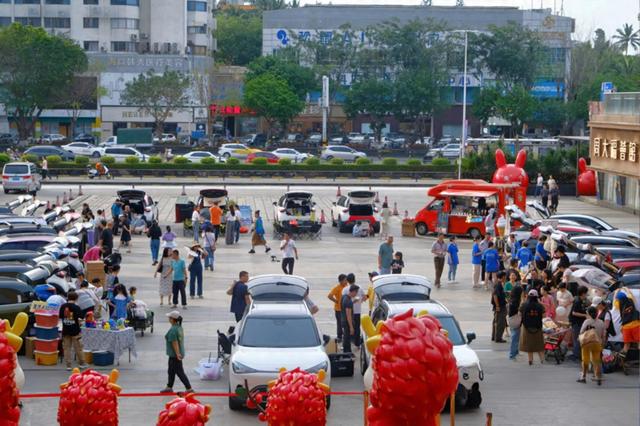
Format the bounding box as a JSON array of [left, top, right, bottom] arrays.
[[0, 23, 87, 139], [121, 70, 191, 139], [343, 79, 393, 142], [495, 85, 537, 137], [243, 74, 304, 137], [612, 23, 640, 55], [249, 0, 297, 10], [473, 22, 545, 90], [214, 12, 262, 66], [530, 99, 567, 135], [472, 86, 501, 127], [246, 54, 316, 98]]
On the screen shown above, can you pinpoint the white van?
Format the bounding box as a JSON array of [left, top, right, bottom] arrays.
[[2, 162, 41, 195]]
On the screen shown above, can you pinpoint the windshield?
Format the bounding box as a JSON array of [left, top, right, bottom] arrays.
[[4, 165, 29, 174], [434, 316, 465, 346], [377, 283, 430, 301], [239, 317, 320, 348]]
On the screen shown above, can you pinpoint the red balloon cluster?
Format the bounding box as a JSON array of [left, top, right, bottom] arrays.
[[0, 322, 20, 426], [259, 367, 329, 426], [58, 369, 121, 426], [492, 148, 529, 189], [577, 157, 596, 196], [157, 393, 212, 426], [367, 309, 459, 426]]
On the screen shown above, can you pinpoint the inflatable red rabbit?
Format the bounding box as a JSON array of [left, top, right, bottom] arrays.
[[577, 157, 596, 196], [492, 148, 529, 189]]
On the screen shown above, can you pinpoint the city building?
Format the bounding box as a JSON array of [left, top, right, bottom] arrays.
[[588, 92, 640, 213], [262, 5, 574, 139], [0, 0, 216, 139]]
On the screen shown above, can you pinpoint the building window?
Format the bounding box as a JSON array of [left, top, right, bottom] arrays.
[[192, 45, 207, 55], [15, 17, 41, 26], [111, 41, 138, 52], [83, 17, 99, 28], [110, 0, 139, 5], [187, 1, 207, 12], [84, 0, 99, 3], [83, 40, 99, 51], [111, 18, 139, 29], [14, 0, 40, 4], [187, 25, 207, 34], [45, 0, 70, 4], [44, 17, 71, 28], [0, 0, 10, 4], [0, 17, 11, 26]]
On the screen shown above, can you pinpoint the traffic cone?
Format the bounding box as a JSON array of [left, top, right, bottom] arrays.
[[393, 202, 399, 216], [384, 195, 388, 205], [62, 191, 68, 204], [336, 185, 341, 197], [375, 192, 380, 203], [68, 188, 74, 201], [55, 195, 60, 207], [320, 210, 326, 224], [181, 185, 186, 196], [78, 184, 83, 196]]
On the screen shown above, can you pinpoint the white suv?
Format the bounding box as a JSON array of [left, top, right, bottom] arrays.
[[101, 146, 146, 162], [361, 274, 483, 410], [272, 191, 322, 237], [228, 275, 330, 410], [321, 145, 366, 162], [331, 190, 380, 233]]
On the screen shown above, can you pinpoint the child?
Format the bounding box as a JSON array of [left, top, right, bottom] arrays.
[[59, 291, 88, 371], [447, 236, 459, 283], [390, 252, 404, 274], [540, 285, 556, 319], [109, 284, 131, 320], [129, 286, 137, 301]]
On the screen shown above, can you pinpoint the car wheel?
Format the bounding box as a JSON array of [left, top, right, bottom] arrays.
[[92, 151, 101, 158], [468, 228, 481, 239], [326, 155, 333, 161], [466, 384, 482, 408], [223, 152, 231, 158], [415, 222, 428, 236], [228, 387, 244, 411], [454, 384, 468, 409]]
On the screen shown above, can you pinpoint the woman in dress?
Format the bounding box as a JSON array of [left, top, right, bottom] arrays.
[[519, 289, 546, 366], [249, 210, 271, 254], [154, 248, 173, 305], [162, 225, 177, 249], [380, 202, 391, 239], [225, 205, 237, 245], [119, 214, 132, 254]]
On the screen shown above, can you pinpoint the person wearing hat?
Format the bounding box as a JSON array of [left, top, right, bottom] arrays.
[[615, 291, 640, 356], [160, 311, 194, 394], [519, 289, 546, 366]]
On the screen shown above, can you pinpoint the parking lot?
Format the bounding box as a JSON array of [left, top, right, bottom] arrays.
[[4, 184, 639, 426]]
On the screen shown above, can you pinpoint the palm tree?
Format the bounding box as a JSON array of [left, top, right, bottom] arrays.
[[612, 23, 640, 55]]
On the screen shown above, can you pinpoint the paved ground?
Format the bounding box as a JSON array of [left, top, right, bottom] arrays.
[[3, 184, 638, 426]]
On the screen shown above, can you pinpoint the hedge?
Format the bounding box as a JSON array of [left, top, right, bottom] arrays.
[[101, 156, 116, 165], [124, 156, 140, 165], [148, 156, 163, 164], [173, 156, 189, 165], [45, 155, 62, 166], [74, 156, 90, 166]]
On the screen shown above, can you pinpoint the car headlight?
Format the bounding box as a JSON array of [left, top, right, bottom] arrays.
[[307, 361, 329, 375], [232, 361, 258, 374]]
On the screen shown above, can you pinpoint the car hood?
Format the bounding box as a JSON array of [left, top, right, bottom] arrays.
[[233, 346, 328, 372], [452, 344, 481, 369], [601, 229, 640, 241]]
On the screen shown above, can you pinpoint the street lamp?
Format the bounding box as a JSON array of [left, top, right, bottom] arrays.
[[458, 30, 468, 180]]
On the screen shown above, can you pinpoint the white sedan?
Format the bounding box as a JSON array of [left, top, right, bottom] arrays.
[[62, 142, 102, 158], [271, 148, 312, 163], [181, 151, 223, 163]]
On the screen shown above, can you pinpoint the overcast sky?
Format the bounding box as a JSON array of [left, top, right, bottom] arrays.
[[299, 0, 640, 42]]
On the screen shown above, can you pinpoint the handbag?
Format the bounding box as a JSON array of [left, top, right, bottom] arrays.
[[579, 327, 601, 346], [507, 312, 522, 329]]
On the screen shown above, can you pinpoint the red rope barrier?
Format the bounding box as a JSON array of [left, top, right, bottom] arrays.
[[20, 391, 366, 399]]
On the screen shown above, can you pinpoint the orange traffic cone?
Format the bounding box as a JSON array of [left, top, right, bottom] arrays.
[[78, 184, 83, 196], [320, 210, 326, 224], [62, 191, 68, 204], [393, 202, 399, 216], [336, 185, 341, 197]]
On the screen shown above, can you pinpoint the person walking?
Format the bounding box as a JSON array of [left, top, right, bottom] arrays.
[[577, 306, 606, 385], [569, 286, 589, 362], [471, 235, 482, 288], [519, 289, 546, 365], [491, 271, 508, 343], [41, 157, 48, 180], [479, 234, 491, 284], [59, 291, 88, 371], [225, 205, 237, 245], [508, 284, 524, 360], [147, 220, 162, 266], [191, 207, 201, 243], [188, 244, 205, 299], [110, 201, 122, 236], [280, 232, 298, 275], [549, 184, 560, 214], [483, 241, 500, 290], [341, 273, 367, 349], [202, 223, 216, 271], [154, 248, 173, 306], [547, 175, 557, 190], [535, 173, 544, 197], [540, 184, 549, 209], [380, 202, 391, 240], [227, 271, 250, 322], [431, 233, 447, 288], [97, 220, 114, 258], [166, 249, 188, 309], [208, 202, 223, 241], [328, 274, 348, 341], [378, 235, 394, 275], [249, 210, 271, 254], [484, 208, 496, 238], [162, 226, 177, 249], [340, 285, 359, 353], [118, 214, 131, 254], [160, 311, 194, 394], [447, 236, 459, 283]]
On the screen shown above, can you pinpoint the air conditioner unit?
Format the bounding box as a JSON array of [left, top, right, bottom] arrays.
[[140, 33, 149, 39], [130, 34, 138, 41]]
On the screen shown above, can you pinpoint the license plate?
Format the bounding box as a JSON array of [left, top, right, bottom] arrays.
[[11, 177, 20, 181]]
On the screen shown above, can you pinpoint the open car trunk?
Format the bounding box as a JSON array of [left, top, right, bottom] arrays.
[[117, 190, 148, 215], [349, 204, 373, 216], [199, 189, 228, 207]]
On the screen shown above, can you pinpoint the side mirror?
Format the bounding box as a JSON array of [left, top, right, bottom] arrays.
[[466, 332, 476, 344]]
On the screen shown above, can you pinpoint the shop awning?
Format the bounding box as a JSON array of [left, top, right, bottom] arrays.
[[440, 189, 498, 198]]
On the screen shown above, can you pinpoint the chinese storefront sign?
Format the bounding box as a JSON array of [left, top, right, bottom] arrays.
[[592, 138, 638, 163], [209, 105, 254, 115]]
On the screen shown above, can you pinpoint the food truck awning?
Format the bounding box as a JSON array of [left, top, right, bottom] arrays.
[[440, 189, 498, 198]]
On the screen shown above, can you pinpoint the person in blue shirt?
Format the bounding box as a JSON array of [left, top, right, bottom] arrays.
[[483, 241, 500, 290], [471, 236, 483, 288], [111, 201, 122, 236], [534, 235, 549, 270], [249, 210, 272, 254], [517, 244, 533, 271], [507, 234, 521, 260], [109, 284, 131, 320], [167, 249, 188, 309], [447, 236, 459, 283]]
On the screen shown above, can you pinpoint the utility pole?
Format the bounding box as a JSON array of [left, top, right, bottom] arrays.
[[458, 31, 468, 180], [321, 75, 329, 146]]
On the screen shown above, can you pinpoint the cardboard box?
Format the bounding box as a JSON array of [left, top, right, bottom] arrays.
[[325, 338, 338, 355], [402, 220, 416, 237], [85, 261, 106, 287], [24, 337, 35, 359]]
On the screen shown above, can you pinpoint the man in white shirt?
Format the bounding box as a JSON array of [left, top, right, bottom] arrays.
[[535, 173, 544, 197], [280, 232, 298, 275], [341, 273, 368, 349], [191, 207, 201, 243], [352, 221, 369, 238]]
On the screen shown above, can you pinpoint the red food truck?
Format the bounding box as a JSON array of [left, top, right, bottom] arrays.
[[414, 180, 527, 238]]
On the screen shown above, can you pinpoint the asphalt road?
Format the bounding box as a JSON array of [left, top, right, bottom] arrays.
[[4, 184, 638, 426]]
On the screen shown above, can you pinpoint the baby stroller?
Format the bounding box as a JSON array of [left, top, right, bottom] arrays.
[[126, 300, 154, 336], [544, 326, 569, 364]]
